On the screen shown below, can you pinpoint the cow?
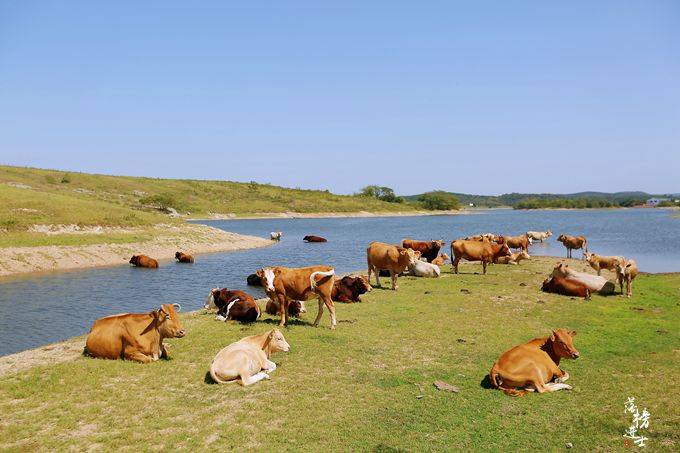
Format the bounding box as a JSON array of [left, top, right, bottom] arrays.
[[84, 303, 185, 363], [246, 273, 262, 286], [464, 233, 498, 242], [557, 234, 588, 259], [494, 250, 530, 265], [256, 265, 336, 328], [129, 254, 158, 268], [204, 288, 260, 322], [584, 252, 624, 276], [504, 234, 530, 252], [450, 239, 511, 274], [175, 251, 194, 263], [367, 242, 417, 290], [431, 253, 449, 266], [265, 299, 306, 317], [489, 328, 579, 396], [270, 232, 283, 241], [408, 260, 441, 278], [551, 262, 615, 294], [401, 239, 444, 263], [303, 235, 327, 243], [209, 329, 290, 386], [615, 259, 638, 297], [332, 275, 372, 303], [527, 230, 552, 242], [541, 276, 591, 299]]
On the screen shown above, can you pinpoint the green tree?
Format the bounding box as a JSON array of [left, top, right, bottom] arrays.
[[358, 185, 404, 203], [418, 191, 460, 210]]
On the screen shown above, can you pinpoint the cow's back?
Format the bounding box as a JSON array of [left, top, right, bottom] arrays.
[[367, 242, 404, 271], [85, 314, 139, 359]]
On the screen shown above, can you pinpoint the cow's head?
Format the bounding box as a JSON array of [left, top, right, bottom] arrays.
[[551, 262, 569, 277], [352, 275, 372, 294], [517, 250, 530, 260], [264, 329, 290, 353], [129, 255, 139, 265], [557, 234, 567, 243], [584, 252, 594, 262], [550, 329, 579, 359], [256, 267, 277, 292], [546, 230, 553, 237], [204, 288, 221, 310], [156, 303, 186, 338], [175, 252, 182, 260], [615, 260, 635, 278], [401, 248, 418, 265], [432, 240, 444, 248], [495, 243, 511, 257], [441, 253, 450, 261]]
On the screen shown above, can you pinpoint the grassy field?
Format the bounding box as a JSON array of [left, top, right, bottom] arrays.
[[0, 257, 678, 451]]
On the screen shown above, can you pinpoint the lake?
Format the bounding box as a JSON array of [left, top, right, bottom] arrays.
[[0, 208, 678, 356]]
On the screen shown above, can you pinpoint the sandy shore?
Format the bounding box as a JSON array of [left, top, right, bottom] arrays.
[[0, 223, 272, 278], [190, 209, 477, 220]]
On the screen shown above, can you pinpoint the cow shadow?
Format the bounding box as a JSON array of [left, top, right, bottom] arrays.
[[258, 317, 315, 328], [204, 371, 217, 384]]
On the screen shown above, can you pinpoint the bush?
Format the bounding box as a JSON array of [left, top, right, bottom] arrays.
[[419, 191, 460, 210], [358, 185, 404, 203], [139, 193, 180, 210], [60, 173, 72, 184]]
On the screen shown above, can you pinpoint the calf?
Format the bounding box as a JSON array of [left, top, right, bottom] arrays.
[[332, 275, 372, 303], [85, 303, 185, 363], [541, 276, 590, 299], [175, 251, 194, 263], [615, 259, 638, 297], [408, 260, 441, 278], [129, 254, 158, 268], [431, 253, 449, 266], [209, 329, 290, 386], [367, 242, 417, 290], [557, 234, 588, 259], [401, 239, 443, 263], [265, 299, 306, 317], [584, 252, 624, 276], [303, 235, 327, 243], [204, 288, 260, 322], [450, 239, 511, 274], [489, 329, 579, 396], [495, 250, 530, 265]]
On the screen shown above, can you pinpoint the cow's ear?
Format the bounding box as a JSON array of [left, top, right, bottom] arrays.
[[550, 331, 556, 342], [569, 330, 577, 337], [256, 269, 263, 277]]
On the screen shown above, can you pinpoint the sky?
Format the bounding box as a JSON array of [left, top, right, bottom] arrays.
[[0, 1, 678, 195]]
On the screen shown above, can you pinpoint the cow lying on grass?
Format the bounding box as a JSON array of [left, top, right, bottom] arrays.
[[332, 275, 372, 302], [490, 328, 579, 396], [551, 262, 615, 294], [542, 276, 590, 299], [494, 250, 530, 265], [408, 260, 441, 277], [85, 303, 185, 363], [205, 288, 260, 322], [209, 329, 290, 386], [431, 253, 449, 266], [265, 299, 306, 317]]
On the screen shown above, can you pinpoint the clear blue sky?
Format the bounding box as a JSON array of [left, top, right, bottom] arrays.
[[1, 1, 678, 195]]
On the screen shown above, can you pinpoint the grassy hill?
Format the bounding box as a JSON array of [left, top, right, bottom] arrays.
[[0, 257, 677, 450], [0, 165, 419, 246]]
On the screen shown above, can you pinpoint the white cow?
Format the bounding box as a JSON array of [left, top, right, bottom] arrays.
[[408, 260, 441, 278], [527, 230, 552, 242], [270, 231, 282, 241], [551, 263, 615, 294]]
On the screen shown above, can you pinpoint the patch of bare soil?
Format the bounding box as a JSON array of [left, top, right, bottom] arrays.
[[0, 336, 85, 377]]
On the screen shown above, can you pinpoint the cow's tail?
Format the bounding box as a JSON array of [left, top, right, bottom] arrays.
[[489, 363, 528, 397], [209, 361, 238, 385], [310, 269, 335, 291]]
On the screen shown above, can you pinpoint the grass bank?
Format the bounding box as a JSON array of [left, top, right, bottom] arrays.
[[1, 257, 677, 450]]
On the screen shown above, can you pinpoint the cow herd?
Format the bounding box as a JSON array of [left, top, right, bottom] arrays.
[[85, 228, 638, 394]]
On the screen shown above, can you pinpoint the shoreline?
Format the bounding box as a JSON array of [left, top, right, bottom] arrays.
[[0, 223, 272, 279], [187, 209, 481, 221]]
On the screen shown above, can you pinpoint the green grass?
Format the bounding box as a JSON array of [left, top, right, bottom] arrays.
[[0, 257, 678, 450]]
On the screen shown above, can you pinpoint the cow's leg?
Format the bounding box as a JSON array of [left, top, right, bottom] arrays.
[[482, 260, 487, 275], [390, 271, 398, 290], [276, 294, 288, 327], [367, 263, 372, 287], [240, 371, 270, 386], [627, 278, 632, 298], [373, 266, 382, 287], [124, 350, 153, 363], [312, 297, 325, 327], [322, 294, 337, 329], [264, 360, 277, 373], [452, 257, 460, 274], [597, 268, 601, 276]]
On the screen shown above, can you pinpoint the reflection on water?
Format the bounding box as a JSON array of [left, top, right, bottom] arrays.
[[0, 209, 678, 356]]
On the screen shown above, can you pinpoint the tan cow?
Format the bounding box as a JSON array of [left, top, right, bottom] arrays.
[[209, 329, 290, 386], [584, 252, 624, 276], [557, 234, 588, 259], [450, 239, 511, 274], [551, 262, 615, 294], [431, 253, 449, 266], [85, 303, 185, 363], [366, 242, 417, 290], [495, 250, 530, 265], [504, 234, 530, 252], [256, 265, 336, 328], [489, 329, 579, 396], [615, 259, 638, 297]]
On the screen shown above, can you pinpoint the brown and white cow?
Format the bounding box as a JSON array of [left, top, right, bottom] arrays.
[[175, 251, 194, 263], [551, 262, 615, 294], [85, 303, 185, 363], [129, 254, 159, 268], [541, 276, 591, 299], [450, 239, 511, 274], [401, 239, 443, 263], [256, 265, 336, 328], [504, 234, 530, 252], [489, 329, 579, 396], [557, 234, 588, 259], [615, 259, 638, 297], [332, 275, 372, 303], [584, 252, 624, 276], [303, 235, 327, 243], [367, 242, 417, 290], [204, 288, 260, 322], [494, 250, 530, 265]]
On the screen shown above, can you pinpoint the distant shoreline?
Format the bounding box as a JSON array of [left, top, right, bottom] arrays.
[[188, 209, 482, 221]]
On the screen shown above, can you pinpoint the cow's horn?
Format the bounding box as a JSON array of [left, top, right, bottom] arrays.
[[173, 303, 182, 312]]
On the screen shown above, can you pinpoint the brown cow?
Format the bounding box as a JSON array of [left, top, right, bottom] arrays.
[[367, 242, 417, 290], [303, 235, 328, 243], [256, 265, 336, 328], [401, 239, 443, 263], [204, 288, 260, 322], [504, 234, 530, 252], [431, 253, 449, 266], [615, 259, 638, 297], [84, 303, 185, 363], [265, 299, 306, 317], [541, 276, 591, 299], [332, 275, 372, 303], [489, 329, 579, 396], [494, 250, 530, 265], [175, 251, 194, 263], [450, 239, 511, 274], [557, 234, 588, 259], [584, 252, 624, 276], [129, 254, 158, 268]]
